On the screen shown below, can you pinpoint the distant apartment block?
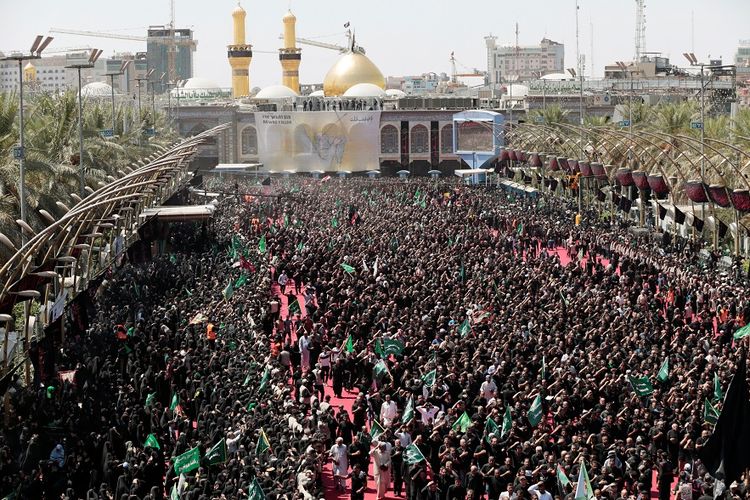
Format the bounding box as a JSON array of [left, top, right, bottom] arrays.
[[485, 36, 564, 84]]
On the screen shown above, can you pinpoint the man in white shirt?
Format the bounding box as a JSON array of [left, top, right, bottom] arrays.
[[416, 402, 438, 425], [380, 394, 398, 426], [370, 441, 392, 499], [480, 374, 497, 401], [298, 332, 311, 372], [328, 437, 348, 491], [528, 481, 553, 500]]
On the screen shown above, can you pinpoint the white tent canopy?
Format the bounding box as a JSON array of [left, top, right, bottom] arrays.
[[454, 169, 493, 177]]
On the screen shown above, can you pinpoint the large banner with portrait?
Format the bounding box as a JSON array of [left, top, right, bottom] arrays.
[[254, 111, 381, 173]]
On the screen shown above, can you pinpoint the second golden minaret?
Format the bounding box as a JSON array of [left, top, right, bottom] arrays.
[[227, 3, 252, 98], [279, 10, 301, 93]]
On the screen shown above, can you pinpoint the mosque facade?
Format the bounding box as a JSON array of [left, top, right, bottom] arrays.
[[176, 3, 467, 175]]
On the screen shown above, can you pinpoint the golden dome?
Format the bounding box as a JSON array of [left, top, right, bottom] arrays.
[[323, 51, 385, 97], [283, 10, 296, 22], [232, 3, 245, 17]]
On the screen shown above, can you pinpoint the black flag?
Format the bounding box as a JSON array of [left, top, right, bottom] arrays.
[[674, 207, 686, 225], [698, 353, 750, 485], [261, 177, 271, 186]]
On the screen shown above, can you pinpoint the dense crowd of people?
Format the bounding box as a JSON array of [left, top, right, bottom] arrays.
[[0, 176, 749, 500]]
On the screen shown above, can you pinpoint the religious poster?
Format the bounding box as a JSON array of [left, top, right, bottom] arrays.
[[254, 111, 381, 172]]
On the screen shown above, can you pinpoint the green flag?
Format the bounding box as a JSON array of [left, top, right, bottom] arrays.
[[206, 438, 227, 465], [421, 369, 436, 388], [516, 222, 524, 235], [713, 372, 723, 402], [247, 478, 266, 500], [557, 465, 571, 489], [373, 360, 389, 381], [243, 373, 251, 386], [528, 395, 543, 427], [383, 338, 405, 357], [169, 254, 177, 264], [223, 282, 234, 301], [370, 420, 385, 440], [246, 402, 257, 411], [656, 357, 669, 383], [296, 242, 304, 252], [574, 460, 594, 500], [144, 433, 161, 450], [145, 392, 156, 407], [331, 217, 339, 228], [343, 335, 354, 353], [452, 411, 472, 433], [703, 399, 720, 425], [501, 406, 512, 438], [235, 274, 248, 288], [258, 235, 266, 254], [288, 299, 300, 315], [173, 446, 200, 475], [341, 263, 355, 274], [258, 367, 270, 394], [484, 416, 500, 443], [628, 375, 654, 397], [733, 323, 750, 340], [170, 484, 179, 500], [170, 393, 179, 411], [255, 429, 271, 455], [403, 443, 426, 464], [458, 319, 471, 338], [402, 396, 415, 424]]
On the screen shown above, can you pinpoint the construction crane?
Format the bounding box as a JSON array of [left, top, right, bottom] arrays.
[[281, 28, 366, 54], [634, 0, 646, 62], [42, 46, 93, 55], [50, 0, 196, 85], [450, 52, 485, 84]]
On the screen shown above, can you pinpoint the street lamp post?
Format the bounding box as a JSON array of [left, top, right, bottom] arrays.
[[104, 59, 131, 137], [2, 35, 54, 242], [67, 48, 103, 198]]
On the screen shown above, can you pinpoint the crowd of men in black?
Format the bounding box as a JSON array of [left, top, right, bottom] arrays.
[[0, 177, 748, 500]]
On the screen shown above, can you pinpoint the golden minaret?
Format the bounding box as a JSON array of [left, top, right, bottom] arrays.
[[227, 3, 252, 98], [279, 10, 301, 93]]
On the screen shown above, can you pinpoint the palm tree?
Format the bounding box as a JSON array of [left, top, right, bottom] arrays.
[[0, 89, 177, 256], [529, 104, 569, 127]]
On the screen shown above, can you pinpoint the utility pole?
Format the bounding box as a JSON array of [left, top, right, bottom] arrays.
[[134, 68, 155, 146]]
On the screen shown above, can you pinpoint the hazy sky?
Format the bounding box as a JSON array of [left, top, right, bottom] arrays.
[[2, 0, 748, 88]]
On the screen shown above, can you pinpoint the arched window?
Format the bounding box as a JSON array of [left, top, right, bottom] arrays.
[[241, 126, 258, 155], [410, 124, 428, 154], [380, 125, 399, 154], [440, 124, 453, 154]]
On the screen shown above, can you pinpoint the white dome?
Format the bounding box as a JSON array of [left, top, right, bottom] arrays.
[[308, 89, 325, 97], [255, 85, 299, 99], [343, 83, 386, 97], [81, 81, 113, 97], [540, 73, 571, 81], [385, 88, 406, 98], [504, 84, 529, 98], [182, 77, 220, 90]]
